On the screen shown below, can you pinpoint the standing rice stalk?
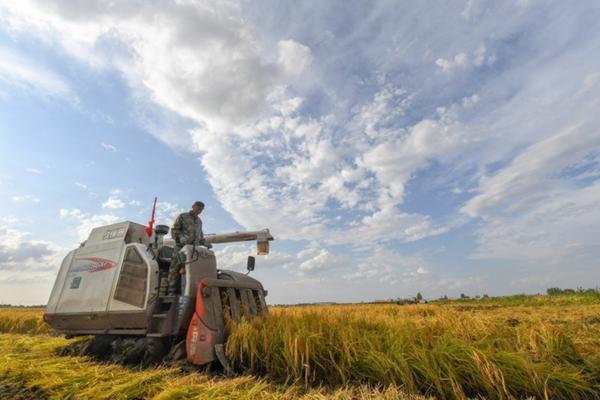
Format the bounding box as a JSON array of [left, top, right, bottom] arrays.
[[227, 304, 600, 399]]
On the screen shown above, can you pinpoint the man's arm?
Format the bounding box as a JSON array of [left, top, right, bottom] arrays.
[[171, 214, 184, 245]]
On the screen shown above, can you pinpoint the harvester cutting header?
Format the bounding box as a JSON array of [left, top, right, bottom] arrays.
[[44, 199, 274, 369]]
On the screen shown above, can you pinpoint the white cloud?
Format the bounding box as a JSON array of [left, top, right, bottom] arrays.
[[341, 207, 448, 246], [214, 243, 293, 273], [297, 245, 347, 276], [11, 195, 40, 203], [435, 45, 494, 73], [343, 268, 380, 280], [0, 216, 19, 224], [435, 53, 468, 72], [462, 94, 480, 108], [59, 208, 120, 242], [359, 118, 471, 199], [26, 167, 42, 174], [0, 45, 71, 98], [192, 84, 459, 247], [343, 247, 429, 285], [354, 85, 412, 139], [74, 182, 88, 189], [0, 224, 64, 281], [277, 40, 313, 76], [459, 62, 600, 265], [0, 1, 455, 251], [463, 121, 600, 263], [0, 0, 305, 131], [0, 222, 66, 304], [433, 276, 483, 293], [101, 190, 125, 209], [155, 201, 184, 226], [0, 173, 12, 186], [100, 142, 117, 152]]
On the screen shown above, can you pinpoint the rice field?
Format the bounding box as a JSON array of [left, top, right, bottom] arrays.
[[1, 294, 599, 399], [227, 302, 600, 399], [0, 307, 49, 335], [0, 334, 423, 400]]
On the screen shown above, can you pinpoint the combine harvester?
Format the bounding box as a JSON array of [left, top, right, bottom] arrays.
[[44, 203, 273, 369]]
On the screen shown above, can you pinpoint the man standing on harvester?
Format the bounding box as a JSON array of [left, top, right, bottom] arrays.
[[168, 201, 205, 295]]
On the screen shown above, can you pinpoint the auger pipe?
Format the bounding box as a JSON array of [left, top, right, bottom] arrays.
[[204, 229, 273, 255]]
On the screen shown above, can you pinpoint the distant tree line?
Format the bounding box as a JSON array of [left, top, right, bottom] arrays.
[[546, 287, 599, 296], [0, 304, 46, 308], [433, 287, 600, 302]]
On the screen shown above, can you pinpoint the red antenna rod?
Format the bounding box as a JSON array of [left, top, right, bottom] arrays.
[[145, 196, 157, 236]]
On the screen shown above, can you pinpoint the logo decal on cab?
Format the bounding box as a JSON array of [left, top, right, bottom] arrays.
[[71, 257, 116, 273]]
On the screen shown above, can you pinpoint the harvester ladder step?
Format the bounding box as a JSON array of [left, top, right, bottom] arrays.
[[152, 313, 167, 318]]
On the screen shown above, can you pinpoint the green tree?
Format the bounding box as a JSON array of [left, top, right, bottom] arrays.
[[416, 292, 423, 303]]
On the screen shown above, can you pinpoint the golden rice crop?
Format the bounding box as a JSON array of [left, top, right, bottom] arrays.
[[227, 303, 600, 399], [0, 307, 47, 334], [0, 334, 426, 400], [1, 295, 599, 399]]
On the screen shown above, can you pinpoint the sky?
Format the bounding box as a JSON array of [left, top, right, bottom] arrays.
[[0, 0, 599, 305]]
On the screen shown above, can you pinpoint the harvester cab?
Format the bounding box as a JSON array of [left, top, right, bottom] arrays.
[[43, 220, 273, 369]]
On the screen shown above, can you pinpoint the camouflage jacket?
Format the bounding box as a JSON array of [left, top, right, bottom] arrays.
[[171, 211, 203, 246]]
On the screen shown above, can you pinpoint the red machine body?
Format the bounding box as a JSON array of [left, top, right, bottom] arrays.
[[186, 274, 268, 366]]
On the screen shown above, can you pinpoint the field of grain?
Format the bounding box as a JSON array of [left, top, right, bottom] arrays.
[[0, 307, 49, 335], [1, 294, 599, 399]]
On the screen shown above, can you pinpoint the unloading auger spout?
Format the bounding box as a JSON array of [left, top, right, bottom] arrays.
[[205, 229, 274, 255]]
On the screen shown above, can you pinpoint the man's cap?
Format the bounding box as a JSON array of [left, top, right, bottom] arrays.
[[193, 201, 205, 208]]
